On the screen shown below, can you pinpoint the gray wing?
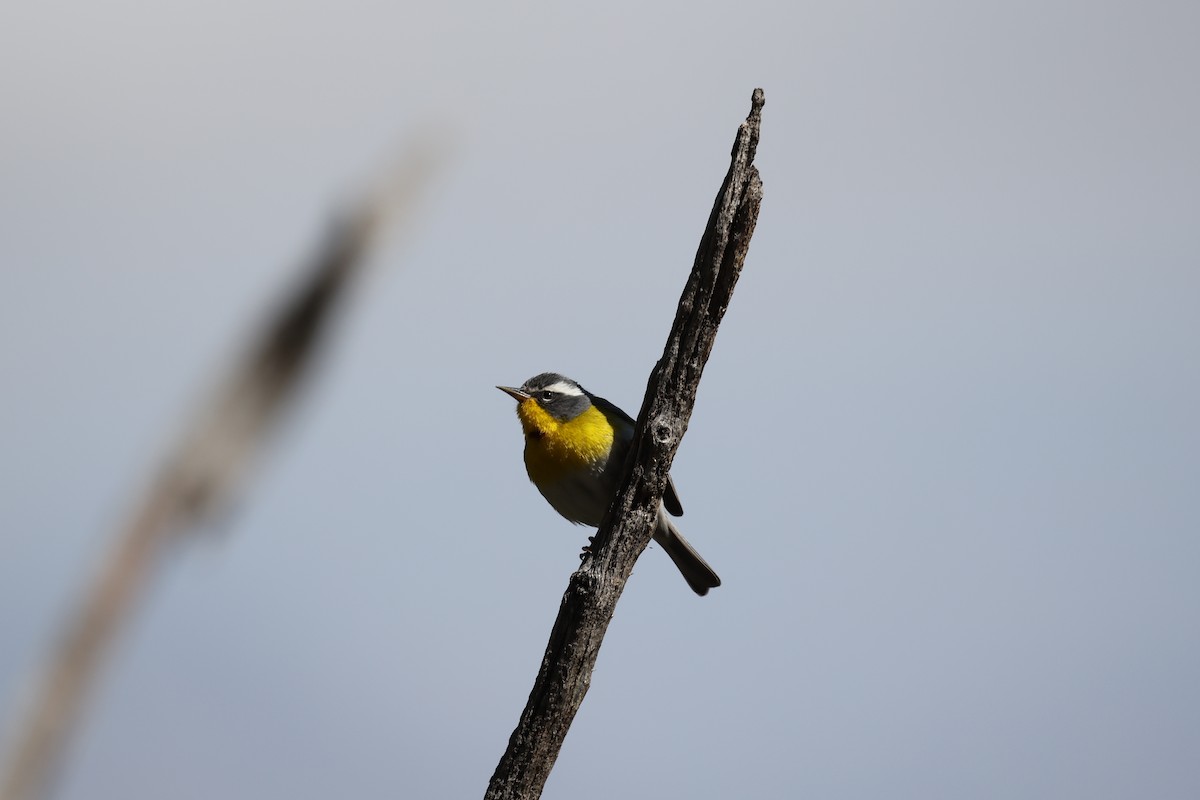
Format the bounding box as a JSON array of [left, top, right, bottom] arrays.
[[590, 392, 685, 517], [662, 475, 685, 517]]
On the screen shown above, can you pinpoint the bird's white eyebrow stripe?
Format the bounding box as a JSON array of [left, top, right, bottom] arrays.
[[542, 381, 583, 396]]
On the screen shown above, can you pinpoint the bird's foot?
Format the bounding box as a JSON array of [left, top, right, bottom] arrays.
[[578, 535, 596, 561]]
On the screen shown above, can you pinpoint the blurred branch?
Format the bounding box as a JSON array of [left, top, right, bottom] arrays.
[[484, 88, 764, 800], [0, 145, 440, 800]]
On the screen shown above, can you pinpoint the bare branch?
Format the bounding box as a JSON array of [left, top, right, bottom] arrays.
[[0, 146, 440, 800], [485, 88, 764, 800]]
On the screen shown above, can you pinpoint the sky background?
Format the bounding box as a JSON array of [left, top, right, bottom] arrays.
[[2, 1, 1199, 798]]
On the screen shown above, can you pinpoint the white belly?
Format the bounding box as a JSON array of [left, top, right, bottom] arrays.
[[535, 470, 614, 528]]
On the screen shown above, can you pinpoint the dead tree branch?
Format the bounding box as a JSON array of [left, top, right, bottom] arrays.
[[485, 87, 764, 800], [0, 148, 439, 800]]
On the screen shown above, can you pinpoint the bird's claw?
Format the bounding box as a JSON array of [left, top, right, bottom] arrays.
[[578, 535, 597, 561]]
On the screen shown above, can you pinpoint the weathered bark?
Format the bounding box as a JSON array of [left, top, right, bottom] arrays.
[[484, 88, 764, 800]]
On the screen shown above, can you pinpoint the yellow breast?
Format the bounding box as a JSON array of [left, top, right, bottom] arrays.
[[517, 400, 615, 485]]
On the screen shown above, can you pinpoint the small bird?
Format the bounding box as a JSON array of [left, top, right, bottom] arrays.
[[497, 372, 720, 595]]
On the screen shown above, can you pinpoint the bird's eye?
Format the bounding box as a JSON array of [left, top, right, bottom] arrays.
[[539, 391, 554, 401]]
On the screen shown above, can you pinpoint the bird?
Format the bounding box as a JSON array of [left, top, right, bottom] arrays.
[[497, 372, 720, 595]]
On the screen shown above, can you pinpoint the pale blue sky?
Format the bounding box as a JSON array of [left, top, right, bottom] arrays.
[[2, 2, 1198, 798]]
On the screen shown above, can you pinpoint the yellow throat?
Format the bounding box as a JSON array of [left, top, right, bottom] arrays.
[[516, 398, 615, 484]]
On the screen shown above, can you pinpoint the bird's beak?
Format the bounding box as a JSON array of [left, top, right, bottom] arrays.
[[497, 385, 531, 402]]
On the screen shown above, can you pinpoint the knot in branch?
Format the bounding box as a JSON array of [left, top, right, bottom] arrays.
[[651, 420, 677, 448]]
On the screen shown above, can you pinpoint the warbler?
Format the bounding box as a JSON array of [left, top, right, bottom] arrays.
[[498, 372, 720, 596]]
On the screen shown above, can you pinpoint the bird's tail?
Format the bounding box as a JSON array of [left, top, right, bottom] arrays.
[[653, 512, 721, 596]]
